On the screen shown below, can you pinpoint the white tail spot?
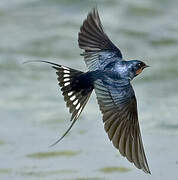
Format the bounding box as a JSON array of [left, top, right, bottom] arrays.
[[64, 74, 70, 78], [64, 70, 70, 74], [76, 107, 82, 118], [61, 66, 70, 70], [70, 95, 76, 101], [76, 103, 80, 110], [63, 78, 70, 82], [64, 82, 70, 86], [68, 92, 73, 96], [73, 99, 78, 105]]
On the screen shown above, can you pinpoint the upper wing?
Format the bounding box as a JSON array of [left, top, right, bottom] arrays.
[[78, 8, 122, 71], [94, 78, 151, 174]]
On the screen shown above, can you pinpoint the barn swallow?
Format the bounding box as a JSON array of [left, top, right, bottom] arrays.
[[26, 8, 150, 174]]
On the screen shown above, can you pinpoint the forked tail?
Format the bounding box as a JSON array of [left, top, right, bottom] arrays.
[[24, 60, 93, 146]]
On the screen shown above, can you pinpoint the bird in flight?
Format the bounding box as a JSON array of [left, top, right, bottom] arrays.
[[26, 8, 150, 174]]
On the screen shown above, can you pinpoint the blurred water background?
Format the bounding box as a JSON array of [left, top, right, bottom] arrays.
[[0, 0, 178, 180]]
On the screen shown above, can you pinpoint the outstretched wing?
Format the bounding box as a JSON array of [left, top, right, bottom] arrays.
[[94, 78, 151, 174], [78, 8, 122, 71]]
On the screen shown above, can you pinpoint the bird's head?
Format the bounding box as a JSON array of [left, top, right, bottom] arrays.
[[127, 60, 149, 80]]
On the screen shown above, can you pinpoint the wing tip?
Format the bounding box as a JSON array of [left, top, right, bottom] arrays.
[[78, 8, 122, 58]]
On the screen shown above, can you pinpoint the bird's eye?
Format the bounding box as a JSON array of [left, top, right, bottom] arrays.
[[137, 63, 141, 68]]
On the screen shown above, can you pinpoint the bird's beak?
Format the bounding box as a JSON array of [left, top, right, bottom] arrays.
[[143, 65, 150, 69]]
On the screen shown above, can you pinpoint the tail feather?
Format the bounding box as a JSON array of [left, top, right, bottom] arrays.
[[24, 60, 93, 145], [49, 91, 92, 147], [52, 65, 93, 121], [50, 65, 93, 145]]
